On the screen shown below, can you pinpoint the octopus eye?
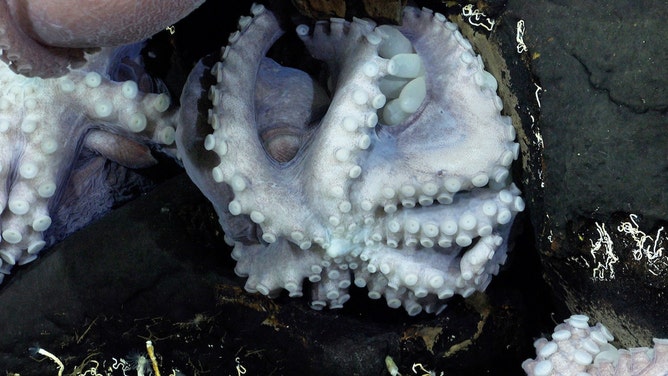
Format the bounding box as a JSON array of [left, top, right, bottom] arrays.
[[259, 124, 304, 163]]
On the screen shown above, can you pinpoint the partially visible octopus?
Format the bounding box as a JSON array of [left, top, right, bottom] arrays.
[[177, 4, 524, 315], [523, 315, 668, 376], [0, 0, 205, 77], [0, 46, 176, 282]]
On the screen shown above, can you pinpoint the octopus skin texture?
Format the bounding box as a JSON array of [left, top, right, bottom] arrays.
[[523, 315, 668, 376], [0, 46, 176, 283], [0, 0, 205, 78], [177, 4, 524, 315]]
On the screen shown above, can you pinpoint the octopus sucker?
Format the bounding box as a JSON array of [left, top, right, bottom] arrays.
[[176, 4, 523, 315]]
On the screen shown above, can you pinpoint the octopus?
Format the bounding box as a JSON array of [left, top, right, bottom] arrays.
[[0, 0, 205, 77], [176, 4, 524, 315], [0, 46, 176, 283], [0, 0, 207, 283], [523, 314, 668, 376]]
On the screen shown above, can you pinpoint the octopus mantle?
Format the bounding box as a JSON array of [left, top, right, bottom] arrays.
[[177, 5, 523, 315]]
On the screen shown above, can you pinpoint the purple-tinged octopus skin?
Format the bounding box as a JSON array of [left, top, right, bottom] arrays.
[[177, 5, 524, 315], [0, 0, 205, 78], [0, 47, 176, 283]]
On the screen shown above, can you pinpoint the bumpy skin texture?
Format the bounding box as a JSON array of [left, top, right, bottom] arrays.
[[0, 48, 176, 283], [523, 315, 668, 376], [0, 0, 204, 77], [177, 5, 523, 315]]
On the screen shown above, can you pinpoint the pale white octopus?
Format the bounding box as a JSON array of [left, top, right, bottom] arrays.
[[0, 48, 176, 282], [177, 4, 524, 315]]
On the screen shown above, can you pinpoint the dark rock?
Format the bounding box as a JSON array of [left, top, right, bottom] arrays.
[[508, 0, 668, 348]]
